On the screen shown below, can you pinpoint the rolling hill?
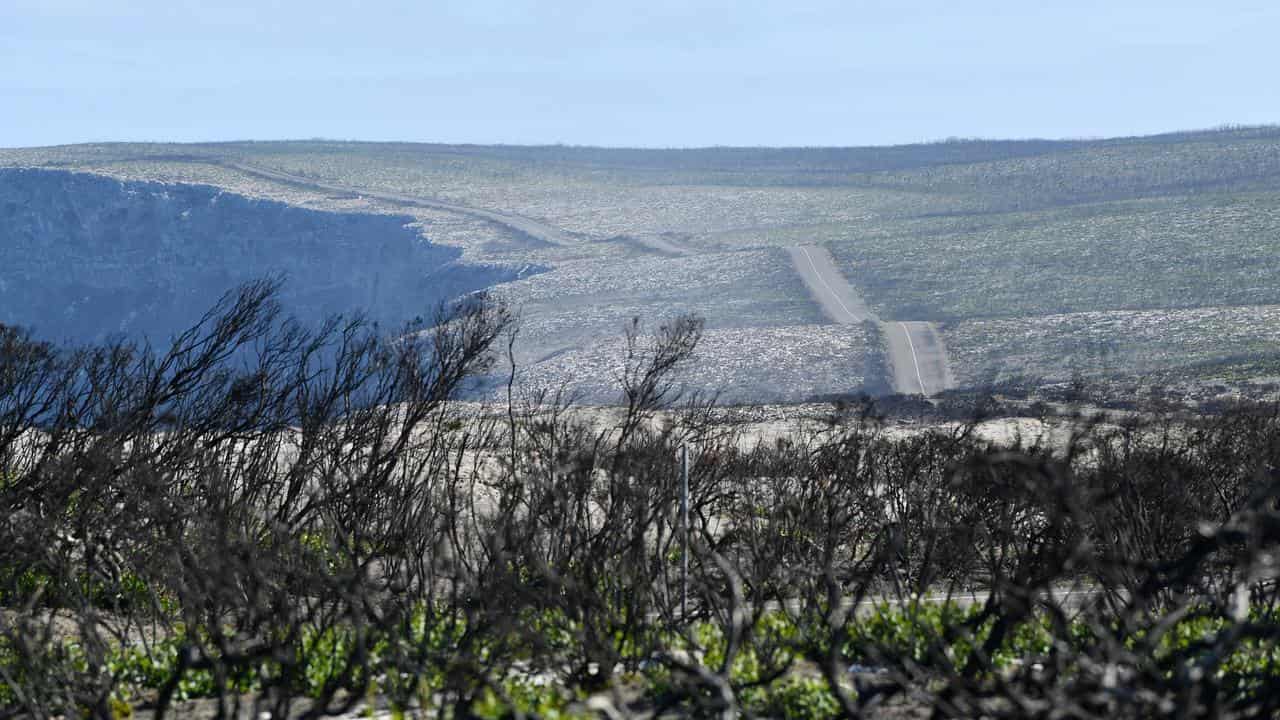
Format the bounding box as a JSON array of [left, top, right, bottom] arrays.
[[4, 125, 1280, 402]]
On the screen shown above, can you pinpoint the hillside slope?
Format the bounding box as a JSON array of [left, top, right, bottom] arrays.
[[0, 168, 531, 344], [4, 126, 1280, 400]]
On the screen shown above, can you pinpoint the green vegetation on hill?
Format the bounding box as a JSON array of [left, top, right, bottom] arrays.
[[5, 125, 1280, 394], [825, 191, 1280, 321]]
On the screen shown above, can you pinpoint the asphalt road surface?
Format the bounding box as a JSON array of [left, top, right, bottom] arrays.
[[628, 234, 695, 256], [190, 161, 958, 397], [882, 321, 956, 396], [788, 245, 955, 396], [786, 245, 875, 323]]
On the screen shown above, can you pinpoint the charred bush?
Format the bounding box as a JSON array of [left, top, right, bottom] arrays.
[[2, 285, 1280, 719]]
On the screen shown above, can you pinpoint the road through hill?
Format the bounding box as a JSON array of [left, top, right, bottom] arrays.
[[785, 246, 875, 322], [883, 321, 956, 396], [173, 158, 956, 397], [787, 245, 955, 396], [218, 161, 578, 247]]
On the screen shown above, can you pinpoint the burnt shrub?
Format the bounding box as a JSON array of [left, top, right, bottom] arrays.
[[2, 283, 1280, 719]]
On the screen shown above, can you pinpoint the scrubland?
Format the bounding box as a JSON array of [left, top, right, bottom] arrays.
[[4, 285, 1280, 718]]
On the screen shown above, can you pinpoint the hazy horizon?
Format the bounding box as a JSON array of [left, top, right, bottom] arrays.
[[5, 1, 1280, 149], [7, 122, 1280, 153]]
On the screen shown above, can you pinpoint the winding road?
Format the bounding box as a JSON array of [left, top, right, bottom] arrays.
[[202, 159, 953, 396], [218, 161, 578, 247], [787, 245, 955, 396], [626, 234, 695, 256]]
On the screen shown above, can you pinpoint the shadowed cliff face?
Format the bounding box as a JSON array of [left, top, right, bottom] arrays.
[[0, 169, 531, 343]]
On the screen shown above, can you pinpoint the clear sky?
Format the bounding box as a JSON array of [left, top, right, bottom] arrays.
[[3, 0, 1278, 148]]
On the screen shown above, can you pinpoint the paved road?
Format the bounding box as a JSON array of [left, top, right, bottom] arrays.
[[219, 161, 578, 247], [627, 234, 695, 256], [786, 245, 876, 323], [882, 321, 956, 396], [787, 245, 955, 396], [198, 162, 958, 397]]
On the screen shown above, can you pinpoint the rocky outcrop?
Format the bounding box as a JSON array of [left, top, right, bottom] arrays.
[[0, 169, 532, 343]]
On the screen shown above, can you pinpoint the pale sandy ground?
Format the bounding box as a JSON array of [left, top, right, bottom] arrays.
[[456, 399, 1115, 456]]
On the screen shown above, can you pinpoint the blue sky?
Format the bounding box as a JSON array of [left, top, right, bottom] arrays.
[[3, 0, 1278, 148]]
